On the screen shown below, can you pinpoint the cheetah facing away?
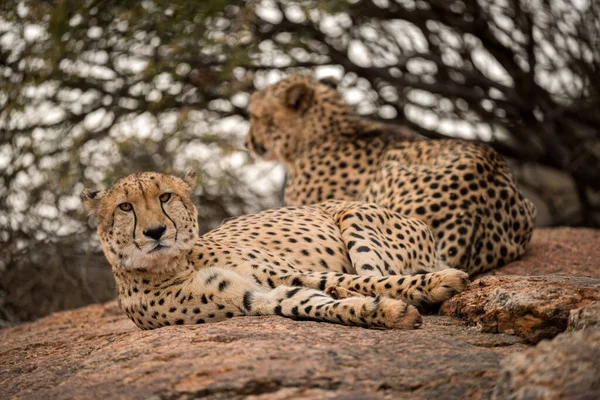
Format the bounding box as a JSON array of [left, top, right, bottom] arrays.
[[82, 171, 468, 330], [246, 74, 537, 275]]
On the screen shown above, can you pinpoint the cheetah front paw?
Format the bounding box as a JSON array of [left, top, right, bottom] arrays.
[[372, 297, 423, 330], [423, 268, 469, 304]]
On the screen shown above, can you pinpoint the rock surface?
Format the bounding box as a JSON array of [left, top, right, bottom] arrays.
[[492, 327, 600, 399], [568, 301, 600, 331], [0, 301, 525, 400], [440, 275, 600, 343], [1, 227, 599, 399], [491, 227, 600, 277]]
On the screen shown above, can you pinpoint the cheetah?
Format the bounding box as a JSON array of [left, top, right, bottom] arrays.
[[82, 171, 468, 330], [246, 74, 537, 275]]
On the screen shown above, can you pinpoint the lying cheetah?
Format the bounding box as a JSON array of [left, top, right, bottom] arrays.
[[82, 171, 468, 330], [246, 74, 537, 275]]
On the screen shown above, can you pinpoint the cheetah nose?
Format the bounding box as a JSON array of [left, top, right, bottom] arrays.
[[250, 134, 267, 156], [254, 143, 267, 155], [143, 225, 166, 240]]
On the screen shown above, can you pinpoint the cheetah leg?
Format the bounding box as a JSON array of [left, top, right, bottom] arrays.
[[228, 245, 468, 308], [261, 267, 469, 307], [232, 246, 468, 307], [331, 203, 444, 276], [186, 268, 422, 330], [250, 285, 422, 330]]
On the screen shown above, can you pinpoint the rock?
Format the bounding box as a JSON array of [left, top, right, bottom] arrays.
[[0, 301, 526, 400], [492, 327, 600, 400], [568, 301, 600, 331], [491, 228, 600, 277], [440, 275, 600, 343]]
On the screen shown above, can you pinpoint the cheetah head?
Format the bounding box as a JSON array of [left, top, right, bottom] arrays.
[[246, 74, 356, 164], [81, 172, 199, 271]]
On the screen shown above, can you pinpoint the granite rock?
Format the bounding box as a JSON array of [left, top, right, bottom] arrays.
[[440, 275, 600, 343], [493, 327, 600, 399], [0, 301, 525, 400]]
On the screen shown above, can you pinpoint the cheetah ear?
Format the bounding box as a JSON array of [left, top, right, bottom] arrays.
[[285, 83, 314, 113], [81, 188, 105, 216], [183, 171, 197, 191], [319, 76, 339, 90]]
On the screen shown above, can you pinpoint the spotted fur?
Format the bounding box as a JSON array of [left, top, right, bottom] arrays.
[[82, 172, 469, 330], [246, 74, 536, 275]]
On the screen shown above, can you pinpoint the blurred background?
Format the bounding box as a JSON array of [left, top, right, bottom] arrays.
[[1, 0, 599, 326]]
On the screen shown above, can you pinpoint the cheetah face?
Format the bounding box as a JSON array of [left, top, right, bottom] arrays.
[[246, 84, 306, 162], [82, 172, 199, 271], [245, 75, 342, 163]]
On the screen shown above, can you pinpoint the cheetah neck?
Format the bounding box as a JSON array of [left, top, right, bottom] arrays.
[[111, 254, 193, 297], [283, 135, 392, 205], [282, 113, 368, 167]]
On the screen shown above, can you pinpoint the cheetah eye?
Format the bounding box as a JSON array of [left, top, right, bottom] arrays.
[[118, 202, 133, 212], [159, 193, 171, 203]]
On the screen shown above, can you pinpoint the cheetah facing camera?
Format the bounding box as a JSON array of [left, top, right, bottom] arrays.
[[246, 74, 537, 275], [82, 172, 469, 330]]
